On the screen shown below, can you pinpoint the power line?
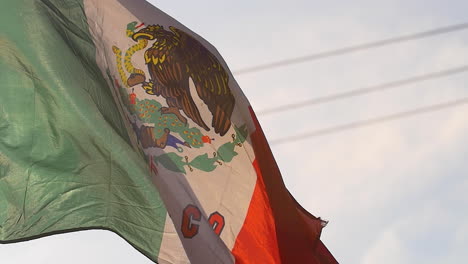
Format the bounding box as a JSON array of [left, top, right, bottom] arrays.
[[234, 22, 468, 75], [258, 64, 468, 115], [270, 97, 468, 145]]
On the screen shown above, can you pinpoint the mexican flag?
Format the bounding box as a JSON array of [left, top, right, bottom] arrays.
[[0, 0, 338, 263]]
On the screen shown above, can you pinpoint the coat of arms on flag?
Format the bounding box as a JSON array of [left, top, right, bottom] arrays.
[[110, 21, 248, 174]]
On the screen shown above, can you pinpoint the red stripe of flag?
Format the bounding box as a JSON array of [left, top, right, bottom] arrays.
[[232, 159, 281, 263], [232, 107, 338, 264]]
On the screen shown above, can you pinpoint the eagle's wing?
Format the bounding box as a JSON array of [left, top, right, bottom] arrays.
[[145, 43, 210, 131], [176, 28, 235, 136]]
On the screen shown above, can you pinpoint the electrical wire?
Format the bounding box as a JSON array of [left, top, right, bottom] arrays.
[[258, 65, 468, 115], [234, 22, 468, 75], [270, 97, 468, 145]]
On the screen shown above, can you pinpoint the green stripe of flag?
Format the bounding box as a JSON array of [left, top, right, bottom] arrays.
[[0, 0, 166, 260]]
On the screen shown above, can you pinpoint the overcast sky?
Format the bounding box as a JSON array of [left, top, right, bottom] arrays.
[[2, 0, 468, 263]]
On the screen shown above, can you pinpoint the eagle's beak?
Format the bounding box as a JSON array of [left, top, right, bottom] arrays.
[[132, 31, 155, 41]]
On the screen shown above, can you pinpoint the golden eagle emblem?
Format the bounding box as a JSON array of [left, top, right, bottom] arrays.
[[131, 25, 235, 136]]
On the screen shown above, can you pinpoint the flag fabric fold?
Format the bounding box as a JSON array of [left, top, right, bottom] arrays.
[[0, 0, 337, 263]]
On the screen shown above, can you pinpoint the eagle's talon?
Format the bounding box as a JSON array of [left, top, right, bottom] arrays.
[[159, 107, 188, 124], [141, 81, 155, 95]]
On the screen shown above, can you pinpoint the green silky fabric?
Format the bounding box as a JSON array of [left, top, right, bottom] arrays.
[[0, 0, 166, 261]]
